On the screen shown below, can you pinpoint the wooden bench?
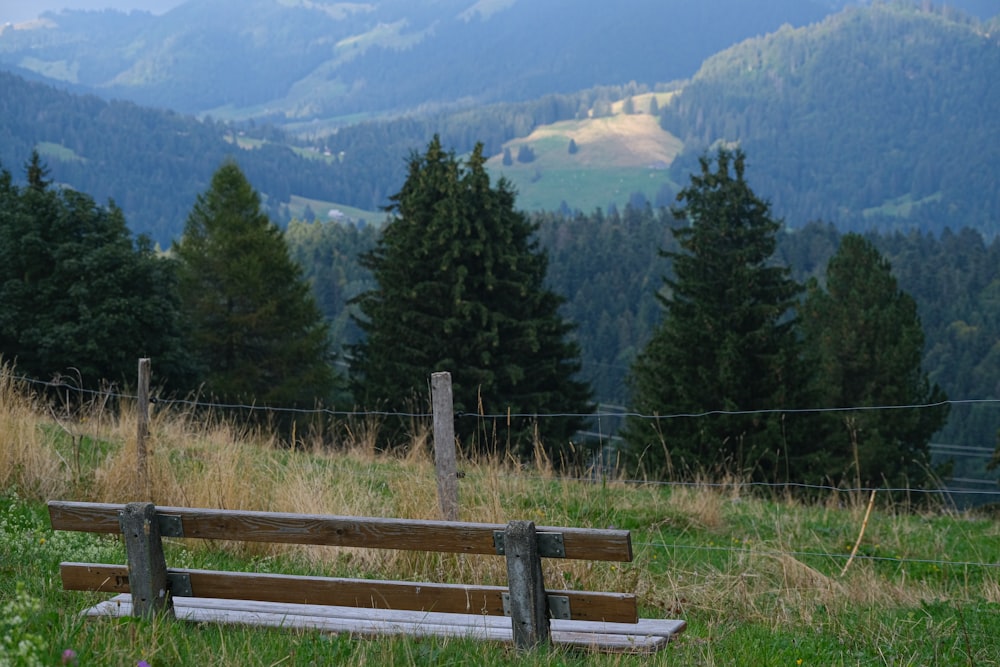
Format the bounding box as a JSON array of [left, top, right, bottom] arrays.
[[47, 501, 685, 653]]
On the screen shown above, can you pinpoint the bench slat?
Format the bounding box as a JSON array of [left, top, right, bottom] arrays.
[[85, 594, 678, 653], [60, 563, 639, 623], [48, 501, 632, 562]]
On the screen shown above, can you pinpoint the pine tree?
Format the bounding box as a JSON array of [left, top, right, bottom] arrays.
[[0, 154, 191, 388], [622, 149, 807, 481], [516, 145, 536, 164], [173, 161, 337, 410], [351, 136, 591, 458], [799, 233, 948, 488]]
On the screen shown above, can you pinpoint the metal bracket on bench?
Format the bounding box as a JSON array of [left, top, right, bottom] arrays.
[[493, 531, 565, 558], [502, 593, 571, 620], [167, 572, 192, 597], [117, 511, 184, 538], [156, 514, 184, 538]]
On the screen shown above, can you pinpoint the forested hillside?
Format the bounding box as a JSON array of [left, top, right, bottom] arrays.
[[285, 210, 1000, 485], [0, 0, 837, 122], [2, 2, 1000, 485], [0, 71, 364, 244], [3, 4, 999, 245], [661, 3, 1000, 234], [0, 69, 651, 243]]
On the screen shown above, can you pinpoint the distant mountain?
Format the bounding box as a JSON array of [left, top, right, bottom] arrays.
[[661, 3, 1000, 235], [2, 2, 998, 244], [0, 0, 847, 123]]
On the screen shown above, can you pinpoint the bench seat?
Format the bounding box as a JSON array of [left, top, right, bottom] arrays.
[[50, 501, 686, 652], [83, 593, 685, 653]]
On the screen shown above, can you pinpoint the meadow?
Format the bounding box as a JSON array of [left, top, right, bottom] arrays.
[[1, 368, 998, 666], [487, 103, 683, 214]]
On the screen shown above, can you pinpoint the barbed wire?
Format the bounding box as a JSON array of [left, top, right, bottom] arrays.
[[3, 369, 998, 494], [6, 369, 1000, 421]]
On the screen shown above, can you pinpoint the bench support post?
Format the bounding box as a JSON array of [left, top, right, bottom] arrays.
[[120, 502, 174, 619], [504, 520, 550, 650]]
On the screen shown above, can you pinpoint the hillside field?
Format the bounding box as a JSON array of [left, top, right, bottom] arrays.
[[487, 99, 684, 213], [1, 370, 999, 665]]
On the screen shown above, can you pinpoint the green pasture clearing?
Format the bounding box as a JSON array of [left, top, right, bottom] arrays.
[[491, 165, 677, 213], [286, 194, 383, 226], [863, 191, 944, 219], [35, 141, 86, 163]]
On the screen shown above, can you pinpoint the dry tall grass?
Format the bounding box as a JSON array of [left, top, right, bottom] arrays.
[[3, 362, 997, 650]]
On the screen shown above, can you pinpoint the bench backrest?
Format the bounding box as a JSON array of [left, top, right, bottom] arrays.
[[49, 501, 639, 634], [48, 501, 632, 560]]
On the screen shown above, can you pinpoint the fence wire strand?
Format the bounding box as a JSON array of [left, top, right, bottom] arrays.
[[3, 371, 999, 571]]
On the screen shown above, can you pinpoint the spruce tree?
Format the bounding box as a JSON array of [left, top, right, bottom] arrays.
[[173, 161, 337, 409], [799, 233, 948, 488], [623, 149, 807, 481], [351, 136, 591, 458], [0, 153, 191, 388]]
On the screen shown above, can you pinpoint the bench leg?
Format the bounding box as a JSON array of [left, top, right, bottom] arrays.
[[120, 502, 174, 619], [504, 520, 549, 650]]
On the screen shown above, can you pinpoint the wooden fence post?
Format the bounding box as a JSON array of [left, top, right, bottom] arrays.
[[119, 502, 173, 618], [136, 358, 151, 500], [431, 371, 459, 521], [504, 520, 550, 650]]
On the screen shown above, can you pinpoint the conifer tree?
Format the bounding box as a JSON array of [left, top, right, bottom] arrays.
[[623, 149, 808, 480], [0, 153, 191, 388], [799, 233, 948, 488], [173, 161, 337, 409], [351, 137, 591, 458]]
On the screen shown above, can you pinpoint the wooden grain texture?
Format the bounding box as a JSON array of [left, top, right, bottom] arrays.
[[504, 520, 549, 648], [59, 563, 639, 623], [431, 371, 459, 521], [47, 501, 632, 562], [119, 502, 172, 618]]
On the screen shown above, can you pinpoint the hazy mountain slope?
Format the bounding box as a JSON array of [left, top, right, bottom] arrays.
[[3, 3, 999, 244], [0, 0, 838, 121], [662, 3, 1000, 234], [0, 70, 364, 244]]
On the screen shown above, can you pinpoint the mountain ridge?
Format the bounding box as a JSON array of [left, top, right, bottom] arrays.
[[0, 0, 844, 121], [1, 2, 998, 242]]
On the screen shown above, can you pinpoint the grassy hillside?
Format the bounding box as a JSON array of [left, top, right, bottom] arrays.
[[488, 97, 683, 212], [2, 368, 999, 664]]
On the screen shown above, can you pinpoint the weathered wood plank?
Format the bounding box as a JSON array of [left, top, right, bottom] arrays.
[[86, 594, 681, 653], [48, 501, 632, 562], [119, 502, 172, 618], [59, 563, 639, 623], [504, 520, 550, 648]]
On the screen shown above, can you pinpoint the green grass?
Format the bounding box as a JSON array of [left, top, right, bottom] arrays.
[[35, 141, 86, 163], [491, 166, 676, 213], [1, 372, 998, 665], [863, 192, 944, 219], [3, 478, 999, 665], [286, 194, 384, 226], [485, 111, 683, 213]]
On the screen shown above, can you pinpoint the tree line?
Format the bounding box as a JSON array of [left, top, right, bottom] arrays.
[[3, 142, 983, 491]]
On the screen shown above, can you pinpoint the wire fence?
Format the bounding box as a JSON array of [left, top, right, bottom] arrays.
[[9, 369, 1000, 420], [4, 368, 1000, 503], [3, 370, 999, 573]]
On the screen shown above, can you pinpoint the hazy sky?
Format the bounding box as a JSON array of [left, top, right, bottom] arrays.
[[2, 1, 186, 25]]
